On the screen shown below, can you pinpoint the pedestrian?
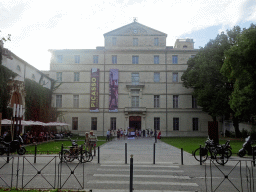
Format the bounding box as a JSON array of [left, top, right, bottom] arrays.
[[106, 129, 110, 141], [85, 132, 89, 151], [123, 129, 127, 139], [89, 131, 97, 156], [120, 128, 123, 138], [157, 131, 161, 139], [117, 129, 120, 140]]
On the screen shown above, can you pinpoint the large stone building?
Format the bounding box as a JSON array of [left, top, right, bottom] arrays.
[[44, 21, 212, 136]]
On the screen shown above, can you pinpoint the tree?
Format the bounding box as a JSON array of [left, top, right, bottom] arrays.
[[181, 28, 242, 137], [221, 24, 256, 118]]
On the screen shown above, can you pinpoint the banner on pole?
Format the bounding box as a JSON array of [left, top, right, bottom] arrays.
[[90, 68, 100, 112], [109, 69, 118, 112]]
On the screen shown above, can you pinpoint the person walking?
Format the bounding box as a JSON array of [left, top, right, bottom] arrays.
[[106, 129, 110, 141]]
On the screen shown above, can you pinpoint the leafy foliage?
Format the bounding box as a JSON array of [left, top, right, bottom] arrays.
[[182, 32, 231, 120], [25, 79, 58, 123], [222, 24, 256, 117]]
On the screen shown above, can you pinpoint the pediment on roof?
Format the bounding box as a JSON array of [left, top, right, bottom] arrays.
[[104, 22, 167, 37]]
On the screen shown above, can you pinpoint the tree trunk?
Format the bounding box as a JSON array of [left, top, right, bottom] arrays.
[[233, 115, 240, 138]]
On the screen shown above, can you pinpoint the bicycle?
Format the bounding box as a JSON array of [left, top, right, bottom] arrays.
[[59, 138, 93, 163], [194, 139, 231, 165]]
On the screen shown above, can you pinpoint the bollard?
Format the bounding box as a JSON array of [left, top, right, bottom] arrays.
[[253, 147, 255, 167], [181, 148, 183, 165], [153, 143, 155, 164], [7, 144, 10, 163], [130, 154, 133, 192], [34, 144, 37, 163], [200, 145, 202, 165], [98, 146, 100, 164], [80, 145, 83, 163], [60, 144, 63, 163], [125, 143, 127, 164]]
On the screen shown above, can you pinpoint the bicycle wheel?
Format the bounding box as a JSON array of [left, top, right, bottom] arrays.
[[82, 150, 93, 162], [64, 150, 75, 162], [215, 152, 229, 165], [194, 148, 208, 162], [226, 148, 232, 158]]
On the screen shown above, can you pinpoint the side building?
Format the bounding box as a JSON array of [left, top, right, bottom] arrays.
[[43, 21, 212, 136]]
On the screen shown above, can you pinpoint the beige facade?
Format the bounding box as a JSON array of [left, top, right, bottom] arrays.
[[44, 21, 212, 136]]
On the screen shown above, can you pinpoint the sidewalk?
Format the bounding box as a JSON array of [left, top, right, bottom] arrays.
[[93, 137, 199, 165], [92, 136, 254, 166]]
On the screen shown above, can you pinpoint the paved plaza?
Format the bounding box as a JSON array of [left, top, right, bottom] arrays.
[[0, 137, 254, 192]]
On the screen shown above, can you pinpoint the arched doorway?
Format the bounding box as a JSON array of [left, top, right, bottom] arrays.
[[129, 116, 141, 131], [11, 91, 21, 107]]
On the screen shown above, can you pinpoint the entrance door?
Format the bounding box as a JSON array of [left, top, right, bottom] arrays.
[[129, 116, 141, 130]]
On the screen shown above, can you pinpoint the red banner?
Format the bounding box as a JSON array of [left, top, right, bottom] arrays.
[[109, 69, 118, 112], [90, 68, 100, 112]]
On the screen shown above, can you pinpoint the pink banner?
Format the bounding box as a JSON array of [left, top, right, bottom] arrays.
[[109, 69, 118, 112], [90, 68, 100, 112]]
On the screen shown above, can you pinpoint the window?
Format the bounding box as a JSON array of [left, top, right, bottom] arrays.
[[154, 72, 160, 82], [56, 95, 62, 108], [192, 96, 197, 108], [193, 118, 199, 131], [74, 55, 80, 63], [74, 72, 80, 82], [154, 117, 160, 130], [131, 73, 139, 85], [154, 55, 159, 64], [132, 56, 139, 64], [57, 55, 62, 63], [172, 55, 178, 64], [183, 45, 187, 49], [173, 95, 178, 108], [32, 74, 35, 80], [154, 38, 159, 46], [154, 95, 160, 108], [131, 96, 139, 107], [173, 73, 178, 82], [110, 117, 116, 130], [112, 55, 117, 64], [56, 72, 62, 82], [191, 55, 195, 58], [73, 95, 79, 108], [173, 118, 179, 131], [91, 117, 97, 130], [133, 38, 138, 46], [112, 37, 117, 46], [72, 117, 78, 130], [16, 65, 21, 71], [93, 55, 99, 64]]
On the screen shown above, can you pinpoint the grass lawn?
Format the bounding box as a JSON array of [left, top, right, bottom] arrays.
[[24, 136, 108, 154], [161, 137, 246, 156]]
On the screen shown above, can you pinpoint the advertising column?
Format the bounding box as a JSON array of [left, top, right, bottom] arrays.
[[90, 68, 100, 112]]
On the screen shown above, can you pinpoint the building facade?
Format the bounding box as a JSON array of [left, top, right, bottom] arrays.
[[44, 21, 212, 136]]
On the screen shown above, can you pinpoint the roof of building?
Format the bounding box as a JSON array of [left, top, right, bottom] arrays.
[[104, 21, 167, 37]]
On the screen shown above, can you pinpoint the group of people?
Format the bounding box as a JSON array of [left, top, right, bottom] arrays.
[[105, 128, 162, 140], [85, 131, 97, 155]]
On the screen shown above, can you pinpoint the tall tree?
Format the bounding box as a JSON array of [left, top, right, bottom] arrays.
[[221, 24, 256, 119], [181, 28, 241, 137]]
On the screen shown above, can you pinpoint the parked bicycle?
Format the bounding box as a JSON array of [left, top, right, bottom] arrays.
[[193, 138, 232, 165], [59, 138, 93, 163]]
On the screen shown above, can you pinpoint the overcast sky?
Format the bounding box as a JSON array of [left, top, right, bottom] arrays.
[[1, 0, 256, 70]]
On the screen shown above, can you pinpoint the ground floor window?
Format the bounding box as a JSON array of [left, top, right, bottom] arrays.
[[173, 118, 179, 131], [154, 117, 160, 130], [91, 117, 97, 130], [193, 118, 199, 131], [110, 117, 116, 130], [72, 117, 78, 130]]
